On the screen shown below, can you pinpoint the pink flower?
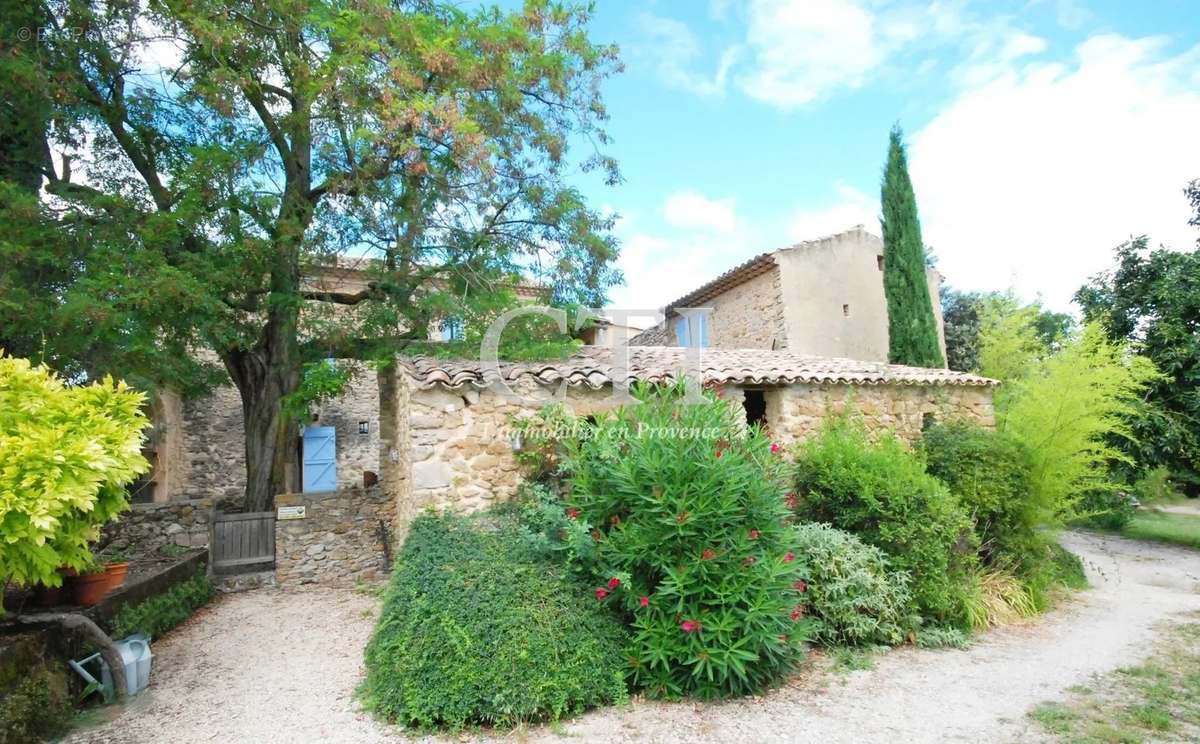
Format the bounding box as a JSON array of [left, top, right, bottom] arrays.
[[749, 529, 760, 540], [607, 577, 620, 590], [595, 588, 608, 600], [783, 552, 795, 563], [794, 580, 808, 593], [681, 620, 700, 633], [770, 442, 781, 454], [715, 450, 723, 459], [785, 492, 799, 509], [639, 595, 650, 607], [566, 508, 580, 520], [701, 549, 717, 560], [790, 605, 806, 621]]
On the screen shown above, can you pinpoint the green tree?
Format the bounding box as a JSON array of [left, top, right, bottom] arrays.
[[4, 0, 620, 510], [0, 354, 149, 595], [943, 289, 1074, 374], [1075, 234, 1200, 496], [880, 124, 944, 368]]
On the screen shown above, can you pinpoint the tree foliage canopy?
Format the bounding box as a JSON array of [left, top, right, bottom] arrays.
[[880, 125, 943, 368], [1, 0, 623, 508], [0, 354, 148, 592], [1075, 235, 1200, 494]]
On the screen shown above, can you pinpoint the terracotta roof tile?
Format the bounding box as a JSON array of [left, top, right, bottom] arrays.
[[399, 346, 997, 390]]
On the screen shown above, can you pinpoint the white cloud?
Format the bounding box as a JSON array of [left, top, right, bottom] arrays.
[[788, 183, 879, 240], [606, 192, 756, 311], [952, 30, 1048, 86], [636, 13, 739, 98], [663, 189, 739, 234], [910, 34, 1200, 310], [738, 0, 883, 108]]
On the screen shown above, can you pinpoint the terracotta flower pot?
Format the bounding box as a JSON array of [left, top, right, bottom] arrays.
[[70, 562, 129, 606]]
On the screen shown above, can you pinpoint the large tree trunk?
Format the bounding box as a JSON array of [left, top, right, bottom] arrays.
[[223, 256, 302, 513]]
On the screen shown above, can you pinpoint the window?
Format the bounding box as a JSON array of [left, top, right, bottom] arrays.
[[438, 317, 465, 342], [842, 303, 851, 317], [876, 254, 885, 271], [673, 313, 709, 348], [358, 421, 370, 435], [743, 390, 767, 428]]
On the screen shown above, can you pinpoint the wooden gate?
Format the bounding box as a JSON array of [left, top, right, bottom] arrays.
[[210, 511, 276, 575]]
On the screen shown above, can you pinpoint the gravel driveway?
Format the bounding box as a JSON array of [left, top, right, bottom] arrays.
[[67, 531, 1200, 744]]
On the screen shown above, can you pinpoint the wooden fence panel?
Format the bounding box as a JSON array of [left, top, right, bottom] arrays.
[[210, 511, 275, 574]]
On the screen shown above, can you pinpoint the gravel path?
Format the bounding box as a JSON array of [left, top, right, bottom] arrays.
[[67, 531, 1200, 744]]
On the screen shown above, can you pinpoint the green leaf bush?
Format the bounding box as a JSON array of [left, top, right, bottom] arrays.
[[562, 384, 810, 699], [791, 419, 976, 626], [362, 513, 628, 731], [111, 572, 213, 639], [0, 354, 149, 593], [922, 422, 1041, 571], [790, 523, 914, 646]]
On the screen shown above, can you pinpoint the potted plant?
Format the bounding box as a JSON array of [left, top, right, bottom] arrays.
[[69, 550, 130, 606]]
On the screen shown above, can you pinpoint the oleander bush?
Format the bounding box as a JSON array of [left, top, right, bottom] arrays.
[[791, 419, 977, 627], [790, 523, 914, 646], [560, 383, 811, 699], [111, 571, 213, 639], [362, 513, 628, 730]]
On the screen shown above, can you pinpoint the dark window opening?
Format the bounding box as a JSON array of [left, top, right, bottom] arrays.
[[842, 303, 851, 317], [876, 254, 885, 271], [743, 390, 767, 428], [922, 412, 937, 431]]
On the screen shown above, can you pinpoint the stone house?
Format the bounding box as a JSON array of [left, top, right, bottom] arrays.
[[630, 226, 947, 363]]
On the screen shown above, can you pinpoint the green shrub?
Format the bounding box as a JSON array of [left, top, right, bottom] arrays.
[[1075, 489, 1137, 530], [914, 625, 970, 649], [922, 422, 1042, 571], [561, 383, 810, 699], [0, 670, 72, 744], [362, 513, 628, 730], [790, 523, 914, 646], [791, 419, 976, 626], [111, 571, 212, 639], [0, 354, 149, 595]]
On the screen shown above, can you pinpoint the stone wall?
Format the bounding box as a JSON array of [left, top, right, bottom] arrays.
[[103, 499, 213, 554], [167, 363, 382, 501], [706, 265, 787, 349], [274, 487, 395, 585], [404, 378, 616, 516], [763, 382, 995, 446]]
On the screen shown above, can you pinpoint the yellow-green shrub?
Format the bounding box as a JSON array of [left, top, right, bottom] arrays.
[[0, 354, 149, 592]]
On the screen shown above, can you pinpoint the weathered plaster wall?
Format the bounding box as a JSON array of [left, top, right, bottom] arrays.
[[404, 378, 616, 515], [102, 498, 213, 554], [775, 228, 946, 364], [274, 487, 394, 585], [763, 382, 994, 446]]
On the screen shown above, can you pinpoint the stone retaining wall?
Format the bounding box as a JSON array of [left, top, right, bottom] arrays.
[[764, 382, 995, 445], [103, 499, 213, 554], [274, 487, 395, 585]]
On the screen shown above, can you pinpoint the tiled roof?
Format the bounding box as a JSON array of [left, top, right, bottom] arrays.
[[663, 253, 776, 313], [399, 346, 998, 390]]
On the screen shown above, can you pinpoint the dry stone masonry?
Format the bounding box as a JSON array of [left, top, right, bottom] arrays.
[[274, 487, 395, 585]]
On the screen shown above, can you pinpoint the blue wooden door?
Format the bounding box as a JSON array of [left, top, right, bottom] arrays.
[[302, 426, 337, 492]]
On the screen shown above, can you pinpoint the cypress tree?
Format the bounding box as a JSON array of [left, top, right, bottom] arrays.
[[880, 124, 944, 367]]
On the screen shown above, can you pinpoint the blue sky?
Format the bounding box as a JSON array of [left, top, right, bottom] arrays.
[[567, 1, 1200, 316]]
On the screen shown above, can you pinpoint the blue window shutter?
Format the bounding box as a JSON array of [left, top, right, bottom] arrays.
[[302, 426, 337, 492], [674, 317, 690, 346], [696, 314, 709, 347]]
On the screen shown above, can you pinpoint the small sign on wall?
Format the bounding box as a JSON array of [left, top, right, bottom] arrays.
[[277, 505, 307, 520]]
